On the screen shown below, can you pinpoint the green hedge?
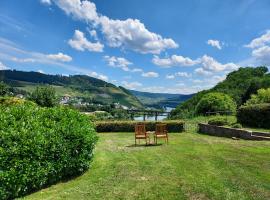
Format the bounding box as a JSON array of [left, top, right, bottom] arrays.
[[0, 104, 98, 200], [95, 121, 184, 133], [208, 117, 231, 126], [237, 103, 270, 129]]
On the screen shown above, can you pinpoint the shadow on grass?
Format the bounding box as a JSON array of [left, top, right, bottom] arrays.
[[126, 144, 163, 148]]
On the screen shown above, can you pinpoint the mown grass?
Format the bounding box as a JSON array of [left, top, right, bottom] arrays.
[[21, 132, 270, 200]]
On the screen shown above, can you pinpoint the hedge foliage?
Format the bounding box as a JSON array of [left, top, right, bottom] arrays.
[[195, 92, 237, 115], [0, 104, 98, 200], [208, 117, 231, 126], [95, 121, 184, 133], [237, 103, 270, 129]]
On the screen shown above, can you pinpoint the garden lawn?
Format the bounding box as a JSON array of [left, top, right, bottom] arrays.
[[21, 132, 270, 200]]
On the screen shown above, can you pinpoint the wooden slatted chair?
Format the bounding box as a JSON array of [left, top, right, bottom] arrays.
[[135, 123, 149, 146], [154, 123, 168, 144]]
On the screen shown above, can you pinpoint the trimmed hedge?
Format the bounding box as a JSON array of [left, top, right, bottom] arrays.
[[237, 103, 270, 129], [95, 121, 184, 133], [208, 117, 231, 126], [0, 104, 98, 200]]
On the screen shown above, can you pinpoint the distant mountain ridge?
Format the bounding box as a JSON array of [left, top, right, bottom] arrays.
[[129, 89, 194, 109], [0, 70, 143, 108]]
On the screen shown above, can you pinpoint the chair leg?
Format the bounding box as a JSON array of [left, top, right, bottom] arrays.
[[135, 138, 137, 146]]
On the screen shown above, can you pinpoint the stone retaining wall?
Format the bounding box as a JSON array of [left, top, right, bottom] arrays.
[[198, 123, 270, 140]]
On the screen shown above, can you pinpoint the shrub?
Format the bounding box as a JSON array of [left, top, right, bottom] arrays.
[[0, 104, 98, 199], [195, 92, 237, 115], [0, 97, 35, 106], [237, 103, 270, 129], [231, 123, 242, 129], [244, 88, 270, 106], [29, 86, 57, 107], [95, 121, 184, 133], [208, 117, 231, 126]]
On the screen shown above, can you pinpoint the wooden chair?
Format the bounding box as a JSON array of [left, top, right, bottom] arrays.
[[154, 123, 168, 144], [135, 123, 150, 146]]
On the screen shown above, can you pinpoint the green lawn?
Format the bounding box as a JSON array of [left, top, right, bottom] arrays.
[[21, 132, 270, 200]]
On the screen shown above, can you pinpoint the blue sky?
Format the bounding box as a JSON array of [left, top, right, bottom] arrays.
[[0, 0, 270, 94]]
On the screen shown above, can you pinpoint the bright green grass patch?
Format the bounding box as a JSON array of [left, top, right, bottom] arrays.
[[21, 132, 270, 200]]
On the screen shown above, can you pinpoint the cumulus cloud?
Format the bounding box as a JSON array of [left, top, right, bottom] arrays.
[[0, 61, 9, 70], [68, 30, 104, 52], [207, 39, 222, 50], [47, 52, 72, 62], [166, 74, 175, 79], [194, 68, 213, 76], [152, 55, 199, 67], [166, 72, 191, 79], [245, 30, 270, 49], [121, 81, 142, 90], [153, 54, 239, 75], [251, 45, 270, 65], [40, 0, 51, 5], [87, 71, 108, 81], [199, 55, 239, 72], [104, 55, 132, 71], [89, 29, 98, 40], [142, 71, 159, 78], [50, 0, 178, 54], [175, 72, 192, 78]]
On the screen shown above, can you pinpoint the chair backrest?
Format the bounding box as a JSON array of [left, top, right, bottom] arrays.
[[155, 123, 167, 135], [135, 124, 146, 136]]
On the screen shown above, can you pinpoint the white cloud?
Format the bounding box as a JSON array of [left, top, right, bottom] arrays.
[[251, 45, 270, 65], [11, 57, 36, 63], [207, 39, 222, 50], [166, 74, 175, 79], [121, 81, 142, 90], [47, 52, 72, 62], [152, 55, 198, 67], [51, 0, 178, 54], [245, 30, 270, 49], [194, 68, 213, 76], [89, 29, 98, 40], [87, 71, 108, 81], [131, 68, 143, 73], [40, 0, 51, 5], [142, 71, 159, 78], [104, 55, 132, 71], [68, 30, 104, 52], [199, 55, 239, 72], [175, 72, 191, 78], [0, 61, 9, 70], [38, 70, 45, 74]]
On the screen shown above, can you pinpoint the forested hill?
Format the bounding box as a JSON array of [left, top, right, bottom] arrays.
[[130, 90, 194, 109], [170, 66, 270, 118], [0, 70, 143, 108]]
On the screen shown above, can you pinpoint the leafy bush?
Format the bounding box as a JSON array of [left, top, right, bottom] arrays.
[[195, 92, 237, 115], [29, 86, 57, 107], [208, 117, 231, 126], [95, 121, 184, 133], [244, 88, 270, 106], [0, 82, 10, 96], [0, 97, 35, 106], [237, 103, 270, 129], [0, 104, 98, 199], [231, 123, 242, 129]]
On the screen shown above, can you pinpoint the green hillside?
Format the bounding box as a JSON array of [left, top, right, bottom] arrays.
[[129, 90, 194, 109], [170, 66, 270, 118], [0, 70, 144, 109]]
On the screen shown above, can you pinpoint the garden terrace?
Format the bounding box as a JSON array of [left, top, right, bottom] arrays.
[[22, 132, 270, 200]]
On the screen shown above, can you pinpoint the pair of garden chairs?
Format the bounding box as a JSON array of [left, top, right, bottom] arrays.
[[135, 123, 169, 145]]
